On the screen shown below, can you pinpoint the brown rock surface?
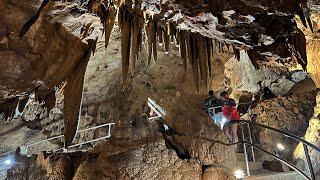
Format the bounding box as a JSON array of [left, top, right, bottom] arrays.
[[294, 92, 320, 173], [248, 91, 317, 161]]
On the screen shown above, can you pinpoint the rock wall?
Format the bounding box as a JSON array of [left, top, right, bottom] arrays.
[[224, 50, 305, 97], [298, 8, 320, 87], [247, 91, 317, 161], [7, 120, 235, 180], [294, 92, 320, 173]]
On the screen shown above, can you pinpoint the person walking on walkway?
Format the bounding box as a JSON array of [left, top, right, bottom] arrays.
[[220, 91, 241, 143]]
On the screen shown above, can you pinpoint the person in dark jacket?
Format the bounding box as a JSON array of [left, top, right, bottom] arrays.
[[204, 90, 224, 117]]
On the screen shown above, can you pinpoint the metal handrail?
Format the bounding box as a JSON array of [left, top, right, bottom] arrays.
[[207, 98, 319, 179], [0, 122, 115, 158], [235, 120, 318, 180], [208, 101, 253, 110], [236, 120, 320, 153], [196, 136, 311, 180], [161, 117, 318, 180]]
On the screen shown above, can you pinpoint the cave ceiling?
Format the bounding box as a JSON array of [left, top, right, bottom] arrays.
[[0, 0, 317, 147]]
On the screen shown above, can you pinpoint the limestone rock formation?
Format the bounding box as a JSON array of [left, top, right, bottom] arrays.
[[294, 92, 320, 173], [1, 0, 320, 179], [247, 91, 317, 161]]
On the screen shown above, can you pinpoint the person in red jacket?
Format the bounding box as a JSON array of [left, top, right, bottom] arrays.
[[220, 91, 241, 143]]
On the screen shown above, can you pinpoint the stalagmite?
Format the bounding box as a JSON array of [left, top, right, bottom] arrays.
[[118, 4, 132, 82], [104, 5, 117, 48]]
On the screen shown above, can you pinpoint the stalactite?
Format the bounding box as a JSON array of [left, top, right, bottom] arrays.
[[306, 16, 313, 33], [63, 39, 94, 148], [221, 42, 225, 53], [168, 22, 176, 44], [157, 25, 164, 45], [152, 21, 158, 63], [211, 39, 217, 55], [137, 20, 143, 53], [214, 39, 219, 54], [289, 29, 307, 69], [146, 20, 154, 65], [197, 37, 204, 82], [178, 31, 187, 75], [205, 37, 213, 77], [197, 35, 209, 89], [0, 98, 18, 121], [118, 4, 132, 83], [35, 88, 56, 115], [104, 5, 117, 49], [18, 97, 29, 113], [298, 10, 308, 29], [186, 33, 200, 91], [19, 0, 53, 37], [233, 46, 240, 61], [175, 32, 180, 46], [44, 90, 56, 115], [164, 25, 170, 53], [130, 15, 140, 71]]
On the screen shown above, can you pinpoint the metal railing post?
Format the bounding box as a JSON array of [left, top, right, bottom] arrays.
[[108, 124, 111, 137], [247, 107, 255, 162], [241, 123, 250, 176], [303, 144, 316, 180]]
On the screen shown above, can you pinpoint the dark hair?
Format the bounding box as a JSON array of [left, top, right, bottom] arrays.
[[209, 90, 214, 96], [220, 91, 228, 97]]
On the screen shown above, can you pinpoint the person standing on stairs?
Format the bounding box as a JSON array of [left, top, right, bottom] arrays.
[[204, 90, 223, 123], [220, 91, 241, 143]]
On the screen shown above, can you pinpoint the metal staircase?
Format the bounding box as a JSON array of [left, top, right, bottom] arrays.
[[188, 120, 320, 180]]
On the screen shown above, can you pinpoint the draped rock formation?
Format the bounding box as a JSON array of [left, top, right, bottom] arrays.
[[0, 0, 318, 147]]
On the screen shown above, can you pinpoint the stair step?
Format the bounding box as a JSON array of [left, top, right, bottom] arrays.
[[236, 161, 263, 171], [245, 170, 304, 180]]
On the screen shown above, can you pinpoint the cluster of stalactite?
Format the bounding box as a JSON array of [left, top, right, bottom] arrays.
[[177, 31, 239, 91], [118, 2, 144, 82], [117, 2, 243, 91], [0, 0, 313, 149], [116, 0, 312, 90]]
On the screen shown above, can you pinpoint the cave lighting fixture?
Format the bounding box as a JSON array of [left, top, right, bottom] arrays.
[[277, 143, 285, 151], [4, 159, 12, 166], [234, 169, 245, 179]]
